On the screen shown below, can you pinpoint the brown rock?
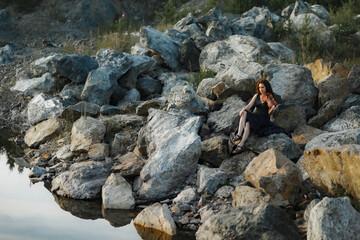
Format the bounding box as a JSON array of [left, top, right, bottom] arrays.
[[244, 148, 303, 206], [303, 144, 360, 204], [24, 118, 63, 148], [305, 59, 332, 84], [292, 124, 324, 149], [113, 152, 145, 177], [232, 185, 270, 207], [200, 135, 230, 167]]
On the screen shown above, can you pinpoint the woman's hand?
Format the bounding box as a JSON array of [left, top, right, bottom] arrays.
[[239, 109, 245, 117], [268, 105, 276, 115]]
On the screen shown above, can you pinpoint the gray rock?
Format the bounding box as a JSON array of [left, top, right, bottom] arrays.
[[0, 44, 14, 64], [214, 185, 234, 198], [158, 72, 184, 96], [266, 63, 318, 108], [167, 81, 207, 115], [207, 95, 246, 135], [323, 106, 360, 131], [196, 204, 302, 240], [112, 152, 144, 177], [137, 76, 162, 99], [61, 101, 100, 121], [173, 188, 197, 210], [31, 53, 98, 83], [135, 98, 165, 116], [196, 77, 221, 100], [174, 12, 196, 30], [24, 118, 63, 148], [341, 94, 360, 113], [29, 166, 47, 178], [197, 166, 227, 195], [110, 132, 137, 157], [200, 135, 230, 167], [11, 73, 59, 97], [165, 29, 190, 43], [220, 151, 257, 179], [88, 143, 109, 161], [95, 49, 133, 77], [245, 133, 303, 160], [125, 54, 158, 77], [289, 0, 309, 20], [311, 4, 330, 20], [130, 43, 150, 55], [317, 75, 353, 107], [99, 105, 121, 115], [56, 144, 74, 161], [102, 173, 135, 209], [70, 116, 106, 152], [308, 99, 343, 128], [80, 67, 122, 106], [199, 35, 276, 74], [296, 156, 309, 181], [138, 109, 202, 200], [304, 198, 320, 221], [271, 103, 307, 132], [27, 93, 64, 125], [308, 197, 360, 240], [241, 7, 275, 41], [118, 88, 141, 106], [140, 26, 181, 71], [231, 17, 256, 36], [59, 83, 84, 103], [179, 38, 200, 71], [196, 7, 222, 27], [268, 42, 296, 62], [51, 161, 112, 199], [304, 128, 360, 150], [206, 21, 232, 41]]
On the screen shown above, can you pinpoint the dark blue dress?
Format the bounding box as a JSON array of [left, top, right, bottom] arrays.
[[245, 95, 291, 138]]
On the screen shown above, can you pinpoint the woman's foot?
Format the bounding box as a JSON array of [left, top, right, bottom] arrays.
[[232, 144, 244, 154], [231, 134, 241, 142]]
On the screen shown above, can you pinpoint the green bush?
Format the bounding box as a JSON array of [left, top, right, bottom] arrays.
[[188, 68, 216, 88], [155, 0, 192, 25]]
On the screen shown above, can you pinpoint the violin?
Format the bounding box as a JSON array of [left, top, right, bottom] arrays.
[[261, 93, 277, 108]]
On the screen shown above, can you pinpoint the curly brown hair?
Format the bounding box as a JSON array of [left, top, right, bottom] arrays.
[[256, 79, 274, 95]]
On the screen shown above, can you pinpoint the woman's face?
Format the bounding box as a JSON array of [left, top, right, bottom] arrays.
[[259, 83, 266, 94]]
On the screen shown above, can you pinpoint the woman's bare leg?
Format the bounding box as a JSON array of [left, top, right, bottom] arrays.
[[238, 122, 250, 147], [237, 111, 247, 137]]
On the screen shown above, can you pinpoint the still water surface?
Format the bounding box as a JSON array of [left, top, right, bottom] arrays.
[[0, 149, 143, 240]]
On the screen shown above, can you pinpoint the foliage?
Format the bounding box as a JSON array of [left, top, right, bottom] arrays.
[[188, 68, 216, 88], [155, 0, 192, 25], [64, 16, 140, 55]]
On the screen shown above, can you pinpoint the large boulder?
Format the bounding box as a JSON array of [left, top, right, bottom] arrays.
[[308, 197, 360, 240], [220, 151, 257, 178], [134, 203, 176, 235], [271, 103, 307, 132], [196, 204, 302, 240], [244, 149, 303, 206], [245, 133, 303, 160], [51, 161, 112, 199], [167, 81, 207, 115], [304, 128, 360, 150], [140, 26, 181, 71], [27, 93, 64, 125], [70, 116, 106, 152], [265, 63, 318, 108], [30, 53, 98, 83], [291, 124, 325, 149], [199, 35, 276, 74], [200, 135, 230, 167], [207, 95, 246, 135], [317, 75, 353, 107], [232, 185, 270, 207], [179, 38, 200, 71], [11, 73, 59, 97], [322, 106, 360, 132], [137, 109, 202, 200], [197, 166, 227, 195], [267, 42, 296, 62], [24, 118, 63, 148], [102, 173, 135, 209], [308, 99, 343, 128], [303, 145, 360, 204]]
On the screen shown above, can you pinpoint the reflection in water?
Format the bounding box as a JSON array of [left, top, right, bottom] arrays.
[[135, 224, 174, 240], [134, 224, 196, 240], [53, 193, 138, 227]]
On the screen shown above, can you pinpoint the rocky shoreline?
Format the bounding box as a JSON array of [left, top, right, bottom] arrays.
[[1, 0, 360, 239]]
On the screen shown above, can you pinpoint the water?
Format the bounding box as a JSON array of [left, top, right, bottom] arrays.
[[0, 132, 196, 240]]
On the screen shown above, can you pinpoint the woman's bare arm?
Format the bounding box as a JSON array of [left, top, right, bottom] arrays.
[[240, 94, 258, 116]]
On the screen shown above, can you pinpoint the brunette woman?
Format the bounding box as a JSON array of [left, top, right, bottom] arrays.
[[231, 79, 291, 154]]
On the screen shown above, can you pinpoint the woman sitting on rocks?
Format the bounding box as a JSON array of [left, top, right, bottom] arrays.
[[231, 79, 291, 154]]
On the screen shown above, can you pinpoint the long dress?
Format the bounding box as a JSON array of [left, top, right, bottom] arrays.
[[245, 94, 291, 138]]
